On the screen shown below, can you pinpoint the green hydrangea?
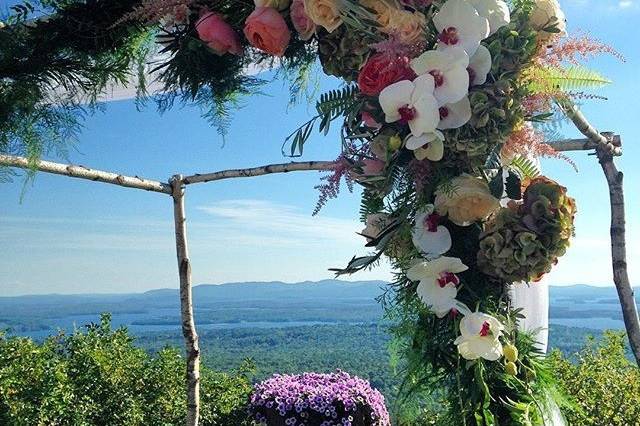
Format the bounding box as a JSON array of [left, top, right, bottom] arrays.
[[317, 27, 370, 82], [478, 177, 576, 282]]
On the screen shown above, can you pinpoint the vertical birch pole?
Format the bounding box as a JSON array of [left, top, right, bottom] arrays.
[[170, 174, 201, 426], [596, 150, 640, 365]]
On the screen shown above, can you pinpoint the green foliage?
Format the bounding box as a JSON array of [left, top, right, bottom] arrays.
[[0, 0, 154, 161], [0, 314, 252, 426], [1, 0, 321, 155], [509, 155, 541, 179], [550, 332, 640, 426], [285, 84, 362, 156]]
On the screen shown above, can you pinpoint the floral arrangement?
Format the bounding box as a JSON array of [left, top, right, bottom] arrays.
[[1, 0, 620, 423], [249, 371, 390, 426]]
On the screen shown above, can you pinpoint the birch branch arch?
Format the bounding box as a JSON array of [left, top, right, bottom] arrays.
[[1, 115, 636, 425], [1, 0, 637, 424]]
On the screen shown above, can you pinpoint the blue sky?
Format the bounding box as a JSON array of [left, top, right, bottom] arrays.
[[1, 0, 639, 296]]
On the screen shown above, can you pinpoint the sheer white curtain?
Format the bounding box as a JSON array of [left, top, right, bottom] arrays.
[[509, 279, 550, 353]]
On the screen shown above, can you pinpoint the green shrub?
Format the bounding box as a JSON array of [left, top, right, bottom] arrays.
[[550, 331, 640, 426], [0, 314, 252, 426]]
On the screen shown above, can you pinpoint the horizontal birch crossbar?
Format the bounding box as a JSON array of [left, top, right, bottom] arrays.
[[0, 154, 173, 194], [181, 161, 337, 185]]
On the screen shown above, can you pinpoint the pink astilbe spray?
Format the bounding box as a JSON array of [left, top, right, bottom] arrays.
[[313, 155, 353, 216], [536, 34, 624, 67], [522, 92, 556, 115], [370, 34, 425, 59], [408, 158, 432, 193], [503, 125, 576, 171], [116, 0, 194, 26]]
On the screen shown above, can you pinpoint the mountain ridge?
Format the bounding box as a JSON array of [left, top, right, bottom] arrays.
[[0, 280, 625, 301]]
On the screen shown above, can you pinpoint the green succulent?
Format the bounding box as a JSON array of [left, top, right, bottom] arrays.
[[478, 176, 576, 282], [317, 27, 371, 82]]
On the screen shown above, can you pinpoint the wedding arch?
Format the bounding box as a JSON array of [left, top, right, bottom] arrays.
[[0, 1, 637, 425]]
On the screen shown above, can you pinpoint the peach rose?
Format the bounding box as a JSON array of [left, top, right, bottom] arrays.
[[303, 0, 343, 32], [435, 175, 500, 226], [243, 7, 291, 57], [361, 0, 397, 30], [291, 0, 317, 40], [387, 9, 426, 45], [195, 12, 243, 56]]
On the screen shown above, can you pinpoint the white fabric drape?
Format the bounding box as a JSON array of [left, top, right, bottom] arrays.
[[510, 279, 566, 425], [509, 278, 550, 353]]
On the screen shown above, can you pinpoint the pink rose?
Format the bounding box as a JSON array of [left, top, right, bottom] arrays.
[[243, 7, 291, 57], [195, 13, 243, 56], [362, 159, 386, 176], [291, 0, 316, 40]]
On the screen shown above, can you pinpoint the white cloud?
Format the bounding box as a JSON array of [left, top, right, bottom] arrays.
[[196, 199, 362, 247], [618, 0, 634, 9]]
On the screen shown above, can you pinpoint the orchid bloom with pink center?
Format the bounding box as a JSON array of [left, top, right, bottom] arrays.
[[469, 0, 511, 35], [407, 256, 468, 318], [438, 96, 471, 129], [411, 205, 452, 256], [379, 74, 440, 137], [468, 44, 492, 86], [454, 311, 505, 360], [405, 131, 445, 161], [410, 46, 470, 106], [433, 0, 490, 56]]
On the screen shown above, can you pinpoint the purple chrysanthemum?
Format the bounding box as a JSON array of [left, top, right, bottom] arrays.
[[249, 371, 390, 426]]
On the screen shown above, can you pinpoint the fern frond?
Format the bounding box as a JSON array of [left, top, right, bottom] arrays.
[[509, 155, 541, 179], [528, 66, 612, 94], [316, 85, 359, 118]]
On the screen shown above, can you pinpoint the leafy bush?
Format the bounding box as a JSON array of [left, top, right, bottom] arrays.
[[0, 314, 252, 426], [550, 331, 640, 425]]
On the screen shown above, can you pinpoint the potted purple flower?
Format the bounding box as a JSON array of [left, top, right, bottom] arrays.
[[249, 370, 390, 426]]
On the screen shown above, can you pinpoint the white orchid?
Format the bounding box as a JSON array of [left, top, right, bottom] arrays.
[[407, 256, 468, 318], [468, 44, 492, 86], [469, 0, 510, 35], [411, 205, 452, 256], [379, 74, 440, 137], [433, 0, 490, 56], [438, 97, 471, 129], [411, 47, 470, 106], [454, 311, 505, 361], [406, 131, 445, 161]]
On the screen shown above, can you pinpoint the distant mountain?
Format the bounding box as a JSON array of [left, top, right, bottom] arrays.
[[2, 280, 632, 306], [147, 279, 388, 301], [0, 281, 635, 337]]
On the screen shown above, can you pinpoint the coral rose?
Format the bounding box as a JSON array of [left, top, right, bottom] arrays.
[[195, 12, 243, 56], [291, 0, 317, 40], [243, 7, 291, 57], [357, 53, 415, 96], [304, 0, 343, 32], [434, 174, 500, 226]]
